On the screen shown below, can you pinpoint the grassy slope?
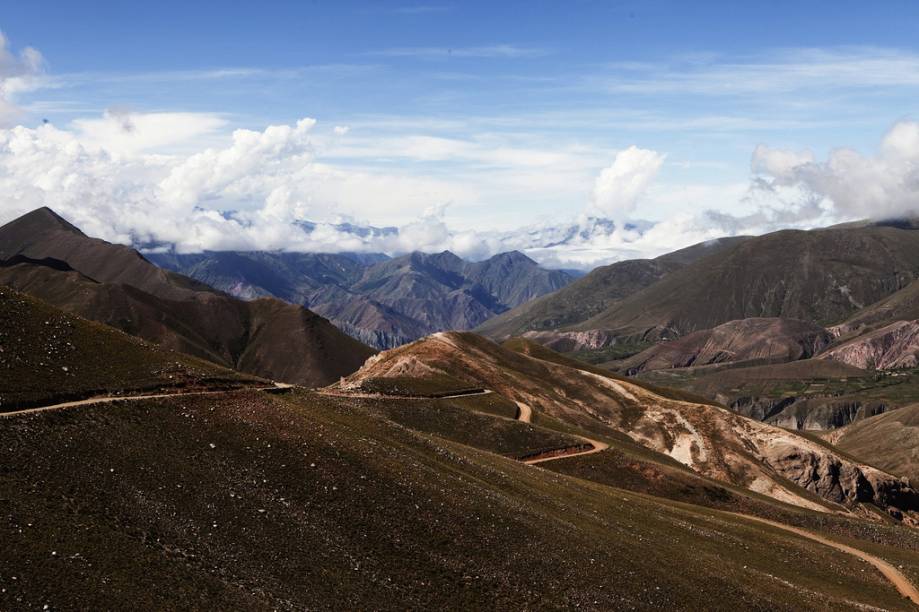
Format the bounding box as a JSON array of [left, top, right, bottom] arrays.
[[2, 388, 918, 610], [0, 286, 260, 410]]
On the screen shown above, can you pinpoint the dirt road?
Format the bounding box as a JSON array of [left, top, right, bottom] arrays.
[[511, 399, 610, 465], [514, 400, 532, 423], [0, 383, 293, 418], [734, 513, 919, 606]]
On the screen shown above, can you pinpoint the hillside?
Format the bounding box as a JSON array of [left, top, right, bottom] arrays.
[[341, 332, 919, 518], [831, 404, 919, 486], [5, 387, 919, 609], [616, 317, 833, 374], [151, 249, 574, 349], [0, 286, 261, 409], [0, 208, 375, 386], [476, 236, 749, 340], [574, 226, 919, 339]]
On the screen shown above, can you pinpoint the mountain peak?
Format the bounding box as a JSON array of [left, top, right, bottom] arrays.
[[489, 250, 536, 266], [0, 207, 86, 238]]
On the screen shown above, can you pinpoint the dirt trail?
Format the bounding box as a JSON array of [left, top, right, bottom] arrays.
[[318, 388, 492, 401], [514, 400, 532, 423], [0, 383, 294, 418], [511, 399, 609, 465], [523, 437, 610, 465], [733, 513, 919, 606]]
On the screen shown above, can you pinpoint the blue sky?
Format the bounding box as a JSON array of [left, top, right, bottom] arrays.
[[2, 1, 919, 266]]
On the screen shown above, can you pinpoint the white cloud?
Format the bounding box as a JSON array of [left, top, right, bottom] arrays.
[[589, 146, 665, 219], [71, 110, 227, 157], [752, 121, 919, 221], [0, 31, 45, 126]]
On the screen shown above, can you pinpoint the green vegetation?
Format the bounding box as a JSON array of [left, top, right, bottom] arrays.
[[566, 341, 651, 364], [638, 359, 919, 415], [502, 336, 718, 406]]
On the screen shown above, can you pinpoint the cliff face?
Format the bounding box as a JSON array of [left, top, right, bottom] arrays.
[[732, 397, 889, 431], [821, 320, 919, 369]]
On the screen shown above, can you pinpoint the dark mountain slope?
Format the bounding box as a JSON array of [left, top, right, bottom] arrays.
[[0, 208, 375, 386], [0, 286, 260, 409], [5, 388, 918, 609], [476, 236, 750, 340], [834, 278, 919, 337], [576, 226, 919, 339]]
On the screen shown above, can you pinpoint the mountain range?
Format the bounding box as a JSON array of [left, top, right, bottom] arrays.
[[149, 248, 574, 349]]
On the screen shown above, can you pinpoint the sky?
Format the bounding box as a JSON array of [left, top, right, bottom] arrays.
[[2, 1, 919, 268]]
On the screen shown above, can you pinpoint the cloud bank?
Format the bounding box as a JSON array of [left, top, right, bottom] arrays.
[[1, 107, 918, 270]]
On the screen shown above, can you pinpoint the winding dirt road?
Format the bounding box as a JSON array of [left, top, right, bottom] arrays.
[[0, 383, 293, 418], [511, 399, 610, 465], [734, 513, 919, 606]]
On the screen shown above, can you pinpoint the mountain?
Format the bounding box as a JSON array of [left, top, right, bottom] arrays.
[[0, 285, 261, 410], [616, 317, 833, 374], [341, 332, 919, 517], [833, 278, 919, 337], [150, 248, 574, 349], [0, 208, 375, 386], [573, 226, 919, 340], [475, 236, 750, 340]]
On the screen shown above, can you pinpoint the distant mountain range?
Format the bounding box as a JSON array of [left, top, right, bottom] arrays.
[[149, 249, 575, 348]]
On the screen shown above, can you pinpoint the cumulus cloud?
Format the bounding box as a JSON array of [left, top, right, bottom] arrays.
[[752, 121, 919, 221], [0, 31, 45, 125], [0, 116, 489, 256], [589, 146, 665, 219]]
